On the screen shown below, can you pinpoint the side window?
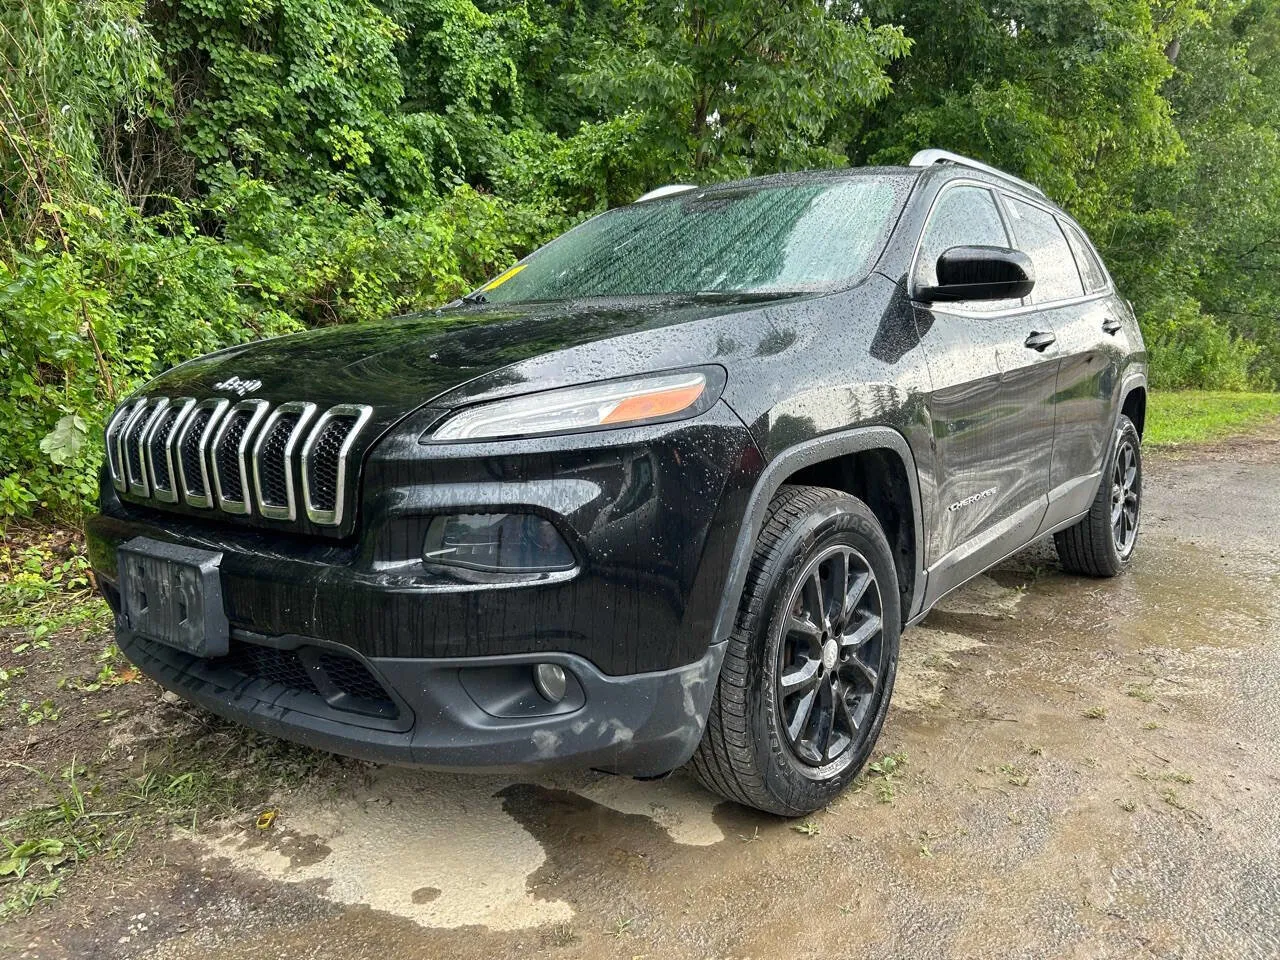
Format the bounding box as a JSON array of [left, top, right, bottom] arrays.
[[1060, 219, 1109, 294], [913, 185, 1019, 312], [1003, 197, 1085, 303]]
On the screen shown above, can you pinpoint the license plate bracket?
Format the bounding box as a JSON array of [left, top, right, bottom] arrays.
[[117, 537, 229, 658]]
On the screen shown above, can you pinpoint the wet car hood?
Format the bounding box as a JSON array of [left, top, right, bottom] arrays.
[[141, 294, 798, 433]]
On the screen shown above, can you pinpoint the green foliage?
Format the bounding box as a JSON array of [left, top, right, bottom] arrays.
[[570, 1, 911, 176], [2, 0, 1279, 523]]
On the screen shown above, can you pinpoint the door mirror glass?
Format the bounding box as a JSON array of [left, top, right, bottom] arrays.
[[917, 245, 1036, 303]]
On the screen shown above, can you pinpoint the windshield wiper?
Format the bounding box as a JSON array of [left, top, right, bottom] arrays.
[[461, 291, 489, 305]]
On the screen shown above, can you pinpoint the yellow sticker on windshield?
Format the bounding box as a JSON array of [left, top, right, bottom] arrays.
[[482, 263, 527, 292]]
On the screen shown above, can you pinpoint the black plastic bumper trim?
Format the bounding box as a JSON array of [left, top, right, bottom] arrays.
[[120, 631, 725, 777]]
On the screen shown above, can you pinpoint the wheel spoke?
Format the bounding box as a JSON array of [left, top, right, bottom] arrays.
[[1111, 496, 1124, 526], [826, 549, 850, 628], [811, 681, 835, 761], [840, 612, 882, 651], [838, 571, 872, 632], [825, 727, 851, 762], [836, 685, 861, 737], [780, 658, 820, 695], [802, 570, 826, 626], [787, 614, 822, 641], [840, 653, 880, 693], [787, 687, 818, 742]]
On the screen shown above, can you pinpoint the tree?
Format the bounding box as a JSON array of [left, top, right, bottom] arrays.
[[568, 1, 912, 178]]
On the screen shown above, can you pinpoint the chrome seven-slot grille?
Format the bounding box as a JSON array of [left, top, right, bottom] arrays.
[[105, 396, 372, 526]]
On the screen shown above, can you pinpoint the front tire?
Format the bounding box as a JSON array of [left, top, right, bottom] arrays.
[[690, 485, 900, 816], [1055, 414, 1142, 577]]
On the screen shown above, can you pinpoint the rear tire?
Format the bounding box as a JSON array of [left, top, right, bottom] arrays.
[[690, 484, 900, 816], [1055, 414, 1142, 577]]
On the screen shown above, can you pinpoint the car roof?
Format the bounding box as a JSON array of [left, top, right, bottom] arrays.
[[636, 160, 1066, 217]]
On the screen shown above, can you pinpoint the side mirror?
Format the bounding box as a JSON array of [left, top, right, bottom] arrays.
[[917, 245, 1036, 303]]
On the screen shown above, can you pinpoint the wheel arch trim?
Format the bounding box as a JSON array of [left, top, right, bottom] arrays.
[[710, 426, 927, 646], [1117, 373, 1148, 437]]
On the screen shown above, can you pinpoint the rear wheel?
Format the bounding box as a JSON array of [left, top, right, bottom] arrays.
[[690, 484, 900, 816], [1055, 414, 1142, 577]]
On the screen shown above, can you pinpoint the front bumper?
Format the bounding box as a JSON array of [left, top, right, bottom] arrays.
[[113, 615, 725, 776], [88, 404, 760, 775]]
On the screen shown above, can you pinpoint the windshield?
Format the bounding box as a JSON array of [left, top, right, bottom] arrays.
[[472, 176, 908, 304]]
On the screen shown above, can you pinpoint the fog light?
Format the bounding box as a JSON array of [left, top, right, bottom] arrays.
[[533, 663, 567, 703], [423, 513, 575, 574]]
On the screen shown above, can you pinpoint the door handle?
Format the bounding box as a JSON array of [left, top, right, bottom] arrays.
[[1102, 317, 1123, 335], [1024, 331, 1056, 351]]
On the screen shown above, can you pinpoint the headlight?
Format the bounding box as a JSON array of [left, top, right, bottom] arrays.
[[426, 368, 722, 442]]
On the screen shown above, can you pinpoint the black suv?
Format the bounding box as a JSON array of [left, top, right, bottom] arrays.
[[88, 150, 1147, 816]]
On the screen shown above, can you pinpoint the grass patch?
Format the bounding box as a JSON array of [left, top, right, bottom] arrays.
[[0, 724, 341, 921], [1147, 391, 1280, 447]]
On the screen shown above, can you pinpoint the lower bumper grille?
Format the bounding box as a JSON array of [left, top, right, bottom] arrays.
[[213, 639, 398, 720], [222, 642, 314, 693]]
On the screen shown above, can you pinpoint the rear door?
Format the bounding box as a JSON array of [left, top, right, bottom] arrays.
[[998, 197, 1117, 530], [912, 182, 1059, 602], [1041, 217, 1127, 525]]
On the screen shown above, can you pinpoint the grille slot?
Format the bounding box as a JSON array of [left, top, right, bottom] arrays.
[[144, 398, 194, 503], [315, 652, 396, 709], [259, 416, 297, 504], [307, 418, 352, 509], [220, 643, 317, 694], [105, 399, 145, 491], [251, 402, 316, 521], [174, 399, 228, 508], [301, 405, 372, 527], [125, 399, 168, 497], [181, 412, 213, 495], [210, 399, 268, 514]]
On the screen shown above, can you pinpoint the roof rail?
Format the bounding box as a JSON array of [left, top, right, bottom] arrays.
[[635, 184, 698, 203], [909, 149, 1046, 198]]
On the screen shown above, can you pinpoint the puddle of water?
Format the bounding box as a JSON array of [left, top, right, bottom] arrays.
[[895, 627, 985, 712], [933, 574, 1026, 618], [568, 772, 725, 846], [188, 766, 727, 930], [189, 768, 575, 931]]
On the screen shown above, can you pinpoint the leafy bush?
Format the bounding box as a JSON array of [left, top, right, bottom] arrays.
[[1144, 298, 1260, 391], [0, 181, 567, 520]]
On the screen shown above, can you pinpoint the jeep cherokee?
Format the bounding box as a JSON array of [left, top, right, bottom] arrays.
[[87, 149, 1147, 815]]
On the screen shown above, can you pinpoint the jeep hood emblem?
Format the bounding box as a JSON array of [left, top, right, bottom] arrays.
[[214, 376, 263, 397]]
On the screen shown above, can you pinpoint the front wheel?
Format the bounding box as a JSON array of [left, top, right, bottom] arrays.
[[1055, 414, 1142, 577], [690, 485, 900, 816]]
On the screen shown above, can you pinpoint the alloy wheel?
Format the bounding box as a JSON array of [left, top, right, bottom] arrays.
[[776, 544, 885, 767], [1111, 436, 1140, 557]]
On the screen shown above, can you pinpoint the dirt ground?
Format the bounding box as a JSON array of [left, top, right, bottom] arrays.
[[4, 424, 1279, 960]]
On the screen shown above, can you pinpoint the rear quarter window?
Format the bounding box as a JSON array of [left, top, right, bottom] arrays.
[[1060, 219, 1110, 294]]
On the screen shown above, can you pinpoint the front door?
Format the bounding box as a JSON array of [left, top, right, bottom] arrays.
[[910, 183, 1059, 603]]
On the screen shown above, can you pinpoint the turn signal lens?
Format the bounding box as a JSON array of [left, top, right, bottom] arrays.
[[428, 370, 714, 442]]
